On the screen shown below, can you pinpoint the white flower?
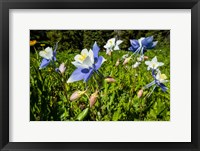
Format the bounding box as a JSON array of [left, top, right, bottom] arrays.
[[71, 49, 94, 69], [156, 71, 168, 83], [39, 47, 53, 60], [145, 56, 164, 70], [132, 62, 141, 68], [104, 38, 123, 55]]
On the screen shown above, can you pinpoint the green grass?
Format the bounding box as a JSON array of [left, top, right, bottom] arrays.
[[30, 46, 170, 121]]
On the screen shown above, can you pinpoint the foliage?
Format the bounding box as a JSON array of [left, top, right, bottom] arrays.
[[30, 30, 170, 51]]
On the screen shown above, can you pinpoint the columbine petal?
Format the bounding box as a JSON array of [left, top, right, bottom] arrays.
[[108, 38, 115, 46], [53, 42, 59, 52], [53, 51, 56, 61], [114, 45, 120, 50], [81, 48, 89, 56], [150, 41, 158, 49], [67, 68, 86, 83], [95, 56, 105, 70], [106, 49, 112, 55], [83, 68, 94, 82], [74, 54, 83, 63], [39, 47, 53, 60], [130, 39, 140, 51], [92, 41, 100, 60], [71, 61, 89, 69], [116, 40, 123, 46], [152, 56, 158, 63], [159, 83, 168, 92], [145, 61, 151, 65], [39, 58, 51, 69], [82, 56, 93, 68], [142, 36, 153, 47], [88, 49, 94, 64]]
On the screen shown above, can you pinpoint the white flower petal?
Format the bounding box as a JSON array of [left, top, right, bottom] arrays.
[[108, 38, 116, 45], [81, 48, 89, 55], [116, 40, 123, 46], [82, 56, 93, 68], [145, 61, 151, 65], [152, 56, 157, 63], [106, 49, 111, 54], [114, 45, 120, 50], [74, 54, 83, 63], [88, 49, 94, 64], [71, 61, 89, 68], [159, 62, 164, 66], [39, 47, 53, 60]]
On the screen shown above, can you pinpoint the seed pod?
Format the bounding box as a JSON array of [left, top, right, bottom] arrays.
[[70, 90, 86, 101], [89, 90, 98, 107], [115, 59, 120, 66], [105, 77, 116, 83], [137, 89, 143, 98]]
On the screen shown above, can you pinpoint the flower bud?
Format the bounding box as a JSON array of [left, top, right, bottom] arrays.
[[123, 57, 131, 65], [137, 89, 143, 98], [40, 44, 45, 47], [132, 62, 141, 68], [89, 90, 98, 107], [105, 76, 116, 83], [144, 56, 148, 60], [122, 54, 129, 59], [30, 40, 37, 46], [59, 63, 66, 74], [108, 51, 112, 56], [70, 90, 86, 101], [115, 59, 120, 66]]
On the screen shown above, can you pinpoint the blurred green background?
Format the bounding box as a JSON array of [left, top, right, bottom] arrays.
[[30, 30, 169, 52]]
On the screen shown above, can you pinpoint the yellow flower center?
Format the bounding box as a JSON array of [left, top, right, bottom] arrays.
[[79, 54, 87, 61], [152, 63, 156, 68], [160, 74, 167, 80]]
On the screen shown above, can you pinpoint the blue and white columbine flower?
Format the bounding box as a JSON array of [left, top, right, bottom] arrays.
[[152, 70, 168, 92], [67, 42, 106, 83], [143, 70, 168, 92], [129, 36, 158, 55], [104, 38, 123, 55], [39, 42, 58, 69], [145, 56, 164, 71]]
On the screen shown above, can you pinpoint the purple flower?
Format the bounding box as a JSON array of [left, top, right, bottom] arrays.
[[67, 42, 106, 83], [129, 36, 158, 55]]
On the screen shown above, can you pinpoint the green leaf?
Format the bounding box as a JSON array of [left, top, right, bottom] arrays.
[[76, 108, 89, 121]]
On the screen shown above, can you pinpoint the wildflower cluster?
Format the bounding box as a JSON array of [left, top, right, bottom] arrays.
[[32, 35, 169, 121]]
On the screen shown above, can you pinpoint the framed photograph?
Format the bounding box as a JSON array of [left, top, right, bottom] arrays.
[[0, 0, 199, 151]]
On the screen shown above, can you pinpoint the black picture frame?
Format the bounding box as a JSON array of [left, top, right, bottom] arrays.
[[0, 0, 199, 151]]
